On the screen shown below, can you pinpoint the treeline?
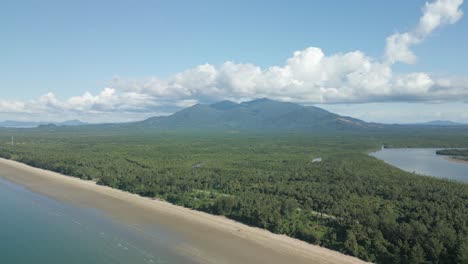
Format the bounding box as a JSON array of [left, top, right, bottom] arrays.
[[436, 149, 468, 161], [0, 132, 467, 263]]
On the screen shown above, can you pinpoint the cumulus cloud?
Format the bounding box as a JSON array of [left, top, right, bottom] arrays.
[[106, 46, 468, 104], [0, 0, 466, 122], [0, 88, 175, 122], [385, 0, 463, 64]]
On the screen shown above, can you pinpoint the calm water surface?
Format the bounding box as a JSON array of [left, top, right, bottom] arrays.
[[370, 148, 468, 183], [0, 177, 196, 264]]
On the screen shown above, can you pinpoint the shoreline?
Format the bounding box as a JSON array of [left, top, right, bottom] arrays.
[[444, 156, 468, 165], [0, 157, 366, 264]]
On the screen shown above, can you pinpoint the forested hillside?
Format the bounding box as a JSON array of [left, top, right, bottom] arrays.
[[102, 98, 378, 132], [0, 131, 467, 263]]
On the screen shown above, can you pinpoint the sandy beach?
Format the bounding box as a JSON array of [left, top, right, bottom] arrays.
[[0, 157, 367, 264], [445, 156, 468, 165]]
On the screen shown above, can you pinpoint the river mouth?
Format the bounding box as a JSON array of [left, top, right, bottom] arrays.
[[370, 148, 468, 183]]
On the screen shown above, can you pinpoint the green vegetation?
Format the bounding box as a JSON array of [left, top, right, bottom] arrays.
[[0, 130, 467, 263], [135, 98, 372, 132], [437, 149, 468, 162]]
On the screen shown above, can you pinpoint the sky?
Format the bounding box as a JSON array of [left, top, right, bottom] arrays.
[[1, 0, 467, 123]]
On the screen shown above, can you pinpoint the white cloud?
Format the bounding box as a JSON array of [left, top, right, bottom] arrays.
[[0, 0, 466, 123], [385, 0, 463, 64], [418, 0, 464, 34], [106, 46, 467, 104], [385, 33, 419, 64], [394, 73, 434, 95], [0, 100, 25, 113]]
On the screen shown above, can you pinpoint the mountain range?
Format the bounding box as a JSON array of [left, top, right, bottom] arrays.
[[4, 99, 467, 132], [406, 120, 468, 126]]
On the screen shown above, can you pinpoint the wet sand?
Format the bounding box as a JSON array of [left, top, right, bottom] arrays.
[[0, 158, 367, 264], [445, 156, 468, 165]]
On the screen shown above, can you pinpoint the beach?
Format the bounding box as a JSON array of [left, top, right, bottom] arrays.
[[0, 157, 366, 264], [445, 156, 468, 165]]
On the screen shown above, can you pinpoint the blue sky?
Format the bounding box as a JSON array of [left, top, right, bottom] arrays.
[[1, 0, 467, 123]]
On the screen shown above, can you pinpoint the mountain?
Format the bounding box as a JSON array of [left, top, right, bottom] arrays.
[[135, 98, 380, 132], [408, 120, 467, 126], [0, 120, 87, 128], [58, 120, 88, 126], [210, 100, 239, 110]]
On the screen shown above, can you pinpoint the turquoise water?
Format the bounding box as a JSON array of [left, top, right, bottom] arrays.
[[370, 148, 468, 183], [0, 177, 195, 264]]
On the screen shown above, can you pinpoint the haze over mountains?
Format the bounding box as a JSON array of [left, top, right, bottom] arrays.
[[407, 120, 468, 126], [0, 120, 87, 128]]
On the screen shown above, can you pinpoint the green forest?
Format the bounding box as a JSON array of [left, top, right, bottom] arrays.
[[0, 130, 467, 263]]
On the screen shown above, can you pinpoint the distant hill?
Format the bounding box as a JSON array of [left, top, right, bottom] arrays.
[[59, 120, 88, 126], [133, 98, 382, 132], [406, 120, 468, 126], [0, 119, 87, 128]]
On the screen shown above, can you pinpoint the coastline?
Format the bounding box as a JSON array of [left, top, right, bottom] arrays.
[[0, 157, 366, 264], [444, 156, 468, 165]]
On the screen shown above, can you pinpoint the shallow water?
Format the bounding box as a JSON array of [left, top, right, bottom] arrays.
[[370, 148, 468, 183], [0, 177, 195, 264]]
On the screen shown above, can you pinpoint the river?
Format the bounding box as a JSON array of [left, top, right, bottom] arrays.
[[370, 148, 468, 183]]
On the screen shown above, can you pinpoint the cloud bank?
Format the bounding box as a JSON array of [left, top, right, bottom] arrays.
[[0, 0, 466, 122]]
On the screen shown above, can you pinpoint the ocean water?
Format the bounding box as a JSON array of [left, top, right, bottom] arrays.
[[0, 177, 195, 264], [370, 148, 468, 183]]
